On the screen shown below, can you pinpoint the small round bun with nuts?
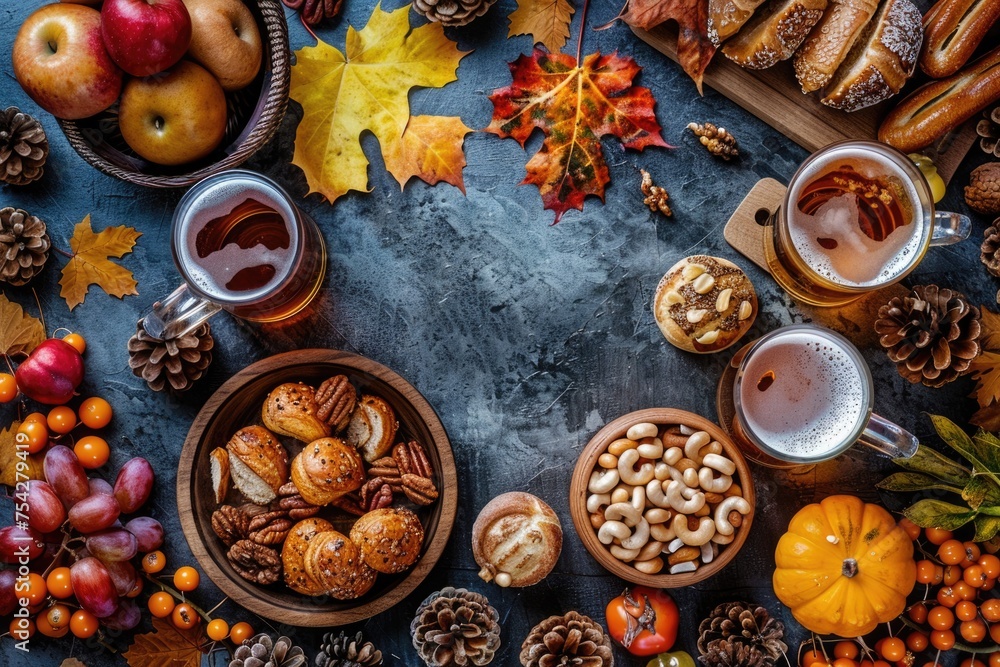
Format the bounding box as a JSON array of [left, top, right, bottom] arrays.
[[653, 255, 757, 354]]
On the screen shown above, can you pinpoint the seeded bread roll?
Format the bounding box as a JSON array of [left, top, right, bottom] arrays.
[[282, 518, 334, 596], [708, 0, 769, 45], [721, 0, 828, 69], [820, 0, 922, 111], [304, 530, 377, 600], [262, 382, 330, 444], [226, 426, 289, 505], [349, 508, 424, 574], [653, 256, 757, 354], [290, 437, 365, 506], [793, 0, 879, 93]]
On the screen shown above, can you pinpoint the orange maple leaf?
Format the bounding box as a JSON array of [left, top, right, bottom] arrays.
[[59, 215, 141, 311], [615, 0, 716, 94], [124, 616, 205, 667], [486, 49, 668, 222]]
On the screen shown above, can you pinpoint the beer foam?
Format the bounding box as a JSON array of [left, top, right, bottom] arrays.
[[177, 177, 298, 303], [787, 149, 922, 287], [739, 331, 867, 458]]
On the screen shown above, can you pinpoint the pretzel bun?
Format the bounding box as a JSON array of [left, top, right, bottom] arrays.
[[920, 0, 1000, 78], [707, 0, 769, 45]]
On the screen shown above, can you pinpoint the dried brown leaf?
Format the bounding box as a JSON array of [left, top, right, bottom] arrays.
[[0, 421, 42, 487], [124, 616, 205, 667], [61, 659, 89, 667], [0, 294, 45, 358], [508, 0, 575, 52]]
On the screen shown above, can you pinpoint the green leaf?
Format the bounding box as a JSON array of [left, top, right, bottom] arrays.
[[975, 515, 1000, 542], [903, 498, 978, 530], [930, 414, 1000, 488], [894, 443, 971, 487], [877, 472, 964, 495], [965, 476, 1000, 509]]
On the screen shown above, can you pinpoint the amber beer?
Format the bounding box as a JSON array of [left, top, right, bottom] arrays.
[[763, 141, 968, 306], [143, 171, 326, 340]]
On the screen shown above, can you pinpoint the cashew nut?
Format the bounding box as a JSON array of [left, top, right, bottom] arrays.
[[618, 449, 655, 486], [666, 480, 706, 514], [714, 496, 751, 536], [590, 512, 605, 530], [598, 453, 618, 469], [650, 523, 675, 542], [634, 557, 664, 574], [588, 469, 619, 493], [672, 513, 716, 546], [636, 540, 664, 562], [598, 520, 630, 544], [654, 462, 671, 481], [637, 438, 664, 459], [684, 431, 711, 463], [605, 502, 642, 526], [646, 479, 670, 508], [608, 438, 638, 456], [698, 467, 733, 493], [682, 467, 699, 488], [586, 493, 609, 513], [621, 518, 650, 550], [627, 423, 658, 440], [679, 424, 695, 436], [644, 507, 671, 524], [711, 531, 734, 544], [630, 486, 646, 512], [611, 486, 631, 505], [663, 447, 683, 465], [705, 440, 723, 457], [610, 545, 641, 561], [680, 485, 701, 500], [702, 453, 736, 476]]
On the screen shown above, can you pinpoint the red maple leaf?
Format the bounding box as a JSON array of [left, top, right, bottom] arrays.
[[486, 49, 668, 223]]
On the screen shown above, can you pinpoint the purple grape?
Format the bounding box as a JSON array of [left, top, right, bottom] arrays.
[[68, 493, 121, 534], [124, 516, 163, 552], [113, 458, 154, 513], [103, 559, 138, 597], [0, 525, 43, 564], [43, 445, 89, 508], [86, 528, 137, 562], [88, 477, 114, 496], [71, 557, 118, 618], [102, 598, 141, 631], [0, 569, 16, 616], [25, 480, 66, 533]]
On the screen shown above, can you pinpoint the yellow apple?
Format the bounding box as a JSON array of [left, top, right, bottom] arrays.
[[118, 60, 227, 166], [183, 0, 261, 91]]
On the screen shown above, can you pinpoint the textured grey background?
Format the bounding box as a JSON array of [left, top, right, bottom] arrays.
[[1, 0, 998, 665]]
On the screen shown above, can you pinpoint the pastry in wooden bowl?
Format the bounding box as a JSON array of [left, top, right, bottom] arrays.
[[226, 426, 289, 504], [305, 530, 377, 600], [282, 517, 334, 596], [721, 0, 828, 69], [210, 447, 230, 505], [472, 492, 562, 588], [262, 382, 331, 443], [290, 437, 366, 506], [348, 395, 399, 463], [350, 508, 425, 574], [653, 255, 757, 354]]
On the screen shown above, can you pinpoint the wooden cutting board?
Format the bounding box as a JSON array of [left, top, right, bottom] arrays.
[[630, 23, 980, 184]]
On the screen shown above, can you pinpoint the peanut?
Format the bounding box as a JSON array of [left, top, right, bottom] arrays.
[[634, 557, 664, 574], [725, 483, 742, 498], [608, 438, 637, 456], [728, 510, 743, 528], [598, 453, 618, 469], [704, 492, 724, 504], [590, 512, 605, 530]]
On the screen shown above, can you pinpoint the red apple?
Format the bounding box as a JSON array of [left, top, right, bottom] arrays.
[[15, 339, 85, 405], [101, 0, 191, 76], [12, 4, 123, 120]]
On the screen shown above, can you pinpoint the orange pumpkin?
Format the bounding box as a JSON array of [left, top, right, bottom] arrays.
[[773, 495, 915, 637]]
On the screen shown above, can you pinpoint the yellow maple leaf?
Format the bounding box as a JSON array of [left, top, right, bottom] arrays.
[[289, 3, 470, 203], [0, 421, 43, 487], [60, 659, 88, 667], [384, 116, 472, 193], [508, 0, 575, 53], [59, 215, 141, 311], [981, 307, 1000, 351], [124, 617, 204, 667], [0, 294, 45, 358], [971, 350, 1000, 408]]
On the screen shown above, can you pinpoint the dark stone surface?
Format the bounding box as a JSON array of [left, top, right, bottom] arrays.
[[1, 0, 997, 665]]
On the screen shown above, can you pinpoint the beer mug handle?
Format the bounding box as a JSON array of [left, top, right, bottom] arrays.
[[857, 413, 918, 459], [141, 284, 222, 340], [930, 211, 972, 246]]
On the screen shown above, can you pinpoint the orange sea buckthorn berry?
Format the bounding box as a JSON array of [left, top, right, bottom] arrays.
[[46, 406, 76, 435], [173, 566, 199, 592], [990, 652, 1000, 667], [926, 527, 954, 545], [916, 560, 938, 584], [930, 629, 956, 650], [960, 659, 986, 667], [35, 611, 68, 638], [834, 642, 859, 660], [928, 605, 955, 630], [982, 555, 1000, 579], [899, 517, 920, 540], [229, 622, 253, 644], [69, 609, 98, 639], [45, 604, 71, 629], [46, 567, 73, 599], [954, 581, 978, 600], [22, 572, 46, 606], [142, 550, 166, 573], [944, 564, 962, 586], [62, 333, 86, 355], [990, 622, 1000, 644], [832, 659, 857, 667], [937, 586, 959, 607], [984, 599, 1000, 623], [0, 373, 17, 403], [206, 619, 229, 642], [16, 419, 48, 454], [905, 632, 928, 652], [957, 600, 980, 621], [962, 618, 988, 643], [148, 591, 175, 618], [966, 564, 988, 588], [79, 397, 112, 429], [909, 603, 929, 624], [939, 539, 967, 565], [879, 637, 906, 662], [74, 435, 110, 469], [171, 603, 200, 630]]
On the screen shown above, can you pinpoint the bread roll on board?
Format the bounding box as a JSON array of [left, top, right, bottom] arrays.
[[794, 0, 880, 93], [708, 0, 769, 45], [920, 0, 1000, 79], [821, 0, 923, 111], [879, 45, 1000, 152], [722, 0, 828, 69]]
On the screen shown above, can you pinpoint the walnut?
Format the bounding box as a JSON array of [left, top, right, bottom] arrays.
[[276, 482, 321, 520], [401, 473, 439, 506], [966, 163, 1000, 215], [360, 478, 395, 511], [640, 169, 672, 216], [211, 505, 249, 546], [393, 440, 433, 478], [227, 540, 282, 585], [247, 509, 293, 546], [315, 375, 357, 431], [687, 121, 739, 160]]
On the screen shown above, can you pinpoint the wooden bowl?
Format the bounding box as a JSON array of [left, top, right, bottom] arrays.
[[176, 350, 457, 626], [58, 0, 289, 188], [569, 408, 755, 587]]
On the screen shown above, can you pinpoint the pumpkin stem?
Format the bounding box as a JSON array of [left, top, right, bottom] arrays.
[[842, 558, 859, 577]]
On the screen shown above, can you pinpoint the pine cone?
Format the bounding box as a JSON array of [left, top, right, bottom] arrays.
[[411, 0, 497, 26], [982, 223, 1000, 278], [699, 639, 768, 667], [411, 587, 501, 667], [875, 285, 982, 388], [519, 611, 614, 667], [128, 319, 214, 392], [230, 634, 306, 667], [315, 631, 383, 667], [687, 122, 739, 160], [979, 106, 1000, 158], [0, 207, 50, 286], [0, 108, 48, 186], [696, 602, 786, 663]]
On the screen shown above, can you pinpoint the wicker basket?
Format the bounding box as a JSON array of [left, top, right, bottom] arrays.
[[57, 0, 290, 188]]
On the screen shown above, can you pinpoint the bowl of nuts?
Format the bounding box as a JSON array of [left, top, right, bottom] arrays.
[[176, 349, 457, 626], [569, 408, 754, 587]]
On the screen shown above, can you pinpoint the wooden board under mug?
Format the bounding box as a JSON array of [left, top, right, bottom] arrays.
[[630, 23, 979, 185]]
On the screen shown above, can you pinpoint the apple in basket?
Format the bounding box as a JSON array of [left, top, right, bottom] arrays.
[[101, 0, 192, 77], [12, 4, 123, 120]]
